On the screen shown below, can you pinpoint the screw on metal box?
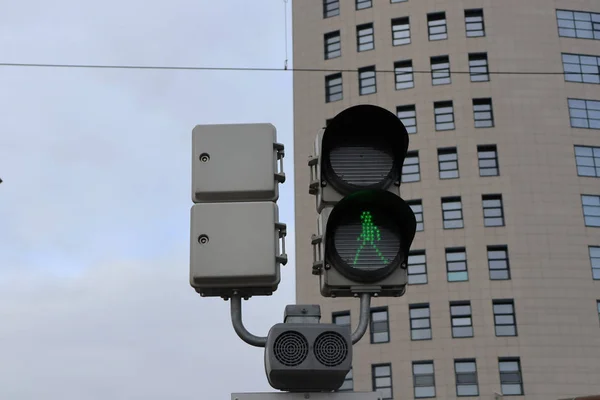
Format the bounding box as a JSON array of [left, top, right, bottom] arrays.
[[198, 234, 209, 244], [199, 153, 210, 162]]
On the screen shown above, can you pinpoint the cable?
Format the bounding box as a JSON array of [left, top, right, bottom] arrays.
[[283, 0, 289, 70], [0, 62, 593, 76]]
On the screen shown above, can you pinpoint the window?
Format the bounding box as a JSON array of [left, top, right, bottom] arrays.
[[568, 99, 600, 129], [370, 307, 390, 343], [402, 151, 420, 183], [325, 73, 342, 103], [333, 311, 350, 328], [483, 194, 505, 227], [473, 98, 494, 128], [357, 23, 374, 52], [428, 12, 447, 41], [392, 17, 411, 46], [356, 0, 372, 10], [575, 145, 600, 177], [339, 368, 353, 391], [582, 194, 600, 227], [413, 361, 436, 398], [372, 364, 393, 400], [478, 145, 499, 176], [442, 197, 464, 229], [391, 0, 407, 2], [397, 105, 417, 134], [323, 0, 340, 18], [469, 53, 490, 82], [438, 147, 459, 179], [465, 9, 485, 37], [488, 245, 511, 280], [446, 248, 468, 282], [557, 10, 600, 40], [394, 60, 414, 89], [359, 66, 377, 95], [431, 55, 451, 85], [450, 301, 473, 338], [324, 31, 341, 59], [408, 200, 424, 231], [597, 301, 600, 324], [499, 358, 524, 395], [434, 101, 455, 130], [410, 304, 432, 340], [590, 246, 600, 280], [493, 300, 517, 336], [408, 250, 427, 284], [562, 53, 600, 84], [455, 360, 479, 396]]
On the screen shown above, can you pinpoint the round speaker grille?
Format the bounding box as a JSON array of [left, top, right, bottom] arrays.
[[273, 331, 309, 367], [313, 331, 348, 367]]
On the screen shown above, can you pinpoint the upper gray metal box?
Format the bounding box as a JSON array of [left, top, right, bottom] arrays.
[[192, 123, 285, 203]]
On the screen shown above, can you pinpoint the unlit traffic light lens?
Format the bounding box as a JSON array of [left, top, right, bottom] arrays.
[[328, 142, 395, 188]]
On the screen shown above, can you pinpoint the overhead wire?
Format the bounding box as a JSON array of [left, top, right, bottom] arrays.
[[0, 62, 588, 76]]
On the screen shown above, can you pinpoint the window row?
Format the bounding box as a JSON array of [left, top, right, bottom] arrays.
[[325, 0, 408, 17], [324, 10, 484, 58], [402, 144, 600, 185], [401, 145, 499, 185], [324, 53, 490, 101], [397, 195, 506, 232], [406, 245, 511, 284], [339, 358, 524, 398], [334, 299, 518, 346], [557, 9, 600, 40], [406, 243, 600, 285]]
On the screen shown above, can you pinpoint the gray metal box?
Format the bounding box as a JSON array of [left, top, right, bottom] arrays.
[[264, 323, 352, 392], [192, 123, 285, 203], [190, 201, 287, 298]]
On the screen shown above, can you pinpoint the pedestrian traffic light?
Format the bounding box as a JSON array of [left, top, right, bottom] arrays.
[[309, 105, 417, 298], [190, 123, 288, 299]]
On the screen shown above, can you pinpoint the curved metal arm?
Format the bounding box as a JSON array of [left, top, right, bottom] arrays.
[[230, 293, 268, 348], [351, 293, 372, 344]]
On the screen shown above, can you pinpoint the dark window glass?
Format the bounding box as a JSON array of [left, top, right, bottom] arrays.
[[428, 12, 447, 41], [465, 9, 485, 37], [450, 301, 473, 338], [442, 196, 463, 229]]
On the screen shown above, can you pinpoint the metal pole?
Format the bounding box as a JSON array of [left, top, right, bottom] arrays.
[[230, 292, 268, 348], [351, 293, 371, 344]]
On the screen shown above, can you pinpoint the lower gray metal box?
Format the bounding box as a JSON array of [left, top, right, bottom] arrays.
[[190, 201, 286, 298]]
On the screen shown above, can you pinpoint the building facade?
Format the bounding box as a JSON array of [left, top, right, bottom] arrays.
[[292, 1, 600, 399]]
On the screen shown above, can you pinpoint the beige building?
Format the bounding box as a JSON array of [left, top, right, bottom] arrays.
[[292, 0, 600, 399]]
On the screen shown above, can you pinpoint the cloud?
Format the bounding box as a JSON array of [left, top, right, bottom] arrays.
[[0, 255, 296, 400], [0, 0, 297, 398]]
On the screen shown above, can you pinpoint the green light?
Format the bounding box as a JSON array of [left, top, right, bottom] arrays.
[[352, 210, 390, 266]]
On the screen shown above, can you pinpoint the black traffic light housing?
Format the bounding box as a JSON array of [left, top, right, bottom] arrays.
[[309, 104, 417, 298]]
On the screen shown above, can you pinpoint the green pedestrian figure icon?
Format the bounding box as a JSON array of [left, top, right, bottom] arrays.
[[352, 211, 390, 266]]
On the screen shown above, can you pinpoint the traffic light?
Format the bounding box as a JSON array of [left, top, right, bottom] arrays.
[[309, 105, 417, 298], [190, 123, 288, 299]]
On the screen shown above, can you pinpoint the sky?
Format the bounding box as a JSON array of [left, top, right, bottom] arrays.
[[0, 0, 297, 398]]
